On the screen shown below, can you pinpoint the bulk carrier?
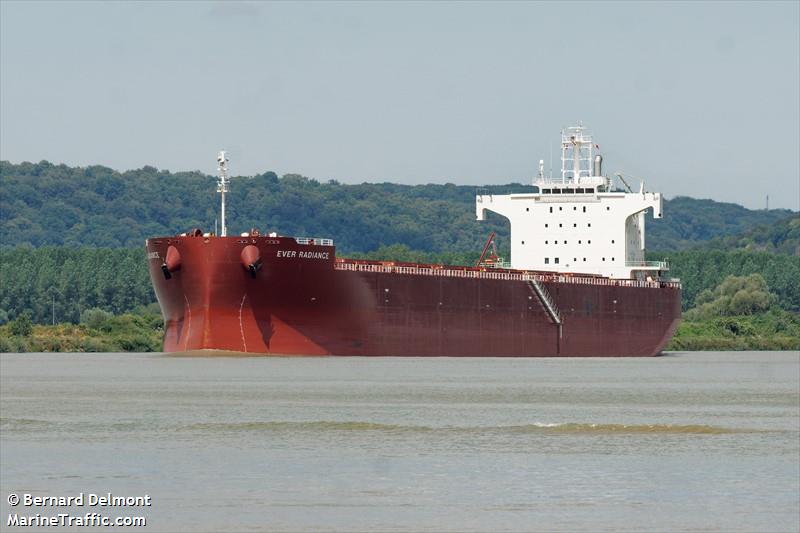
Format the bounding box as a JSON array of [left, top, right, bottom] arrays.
[[146, 126, 681, 356]]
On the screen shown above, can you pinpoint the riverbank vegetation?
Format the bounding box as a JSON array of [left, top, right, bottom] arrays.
[[0, 305, 162, 353], [666, 274, 800, 351]]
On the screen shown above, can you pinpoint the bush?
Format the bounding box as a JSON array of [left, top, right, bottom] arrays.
[[115, 334, 159, 352], [80, 308, 113, 330], [685, 274, 778, 320], [8, 314, 33, 337], [80, 337, 111, 352]]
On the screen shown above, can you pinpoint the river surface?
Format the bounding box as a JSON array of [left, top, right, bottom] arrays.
[[1, 351, 798, 532]]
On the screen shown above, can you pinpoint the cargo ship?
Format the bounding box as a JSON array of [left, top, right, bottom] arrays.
[[146, 126, 681, 356]]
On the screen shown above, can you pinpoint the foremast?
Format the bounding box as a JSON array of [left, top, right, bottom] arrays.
[[216, 150, 230, 237]]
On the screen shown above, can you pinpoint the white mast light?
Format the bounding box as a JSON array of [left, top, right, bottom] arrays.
[[216, 150, 230, 237]]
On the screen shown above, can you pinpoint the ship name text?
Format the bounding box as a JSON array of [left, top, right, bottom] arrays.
[[276, 250, 330, 260]]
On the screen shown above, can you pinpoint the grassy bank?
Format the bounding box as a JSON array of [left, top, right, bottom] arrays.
[[0, 309, 162, 353], [667, 309, 800, 351]]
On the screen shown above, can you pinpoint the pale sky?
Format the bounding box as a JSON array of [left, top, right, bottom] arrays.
[[1, 1, 798, 209]]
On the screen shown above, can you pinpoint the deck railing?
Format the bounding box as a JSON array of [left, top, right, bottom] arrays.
[[625, 260, 669, 270], [334, 260, 681, 289]]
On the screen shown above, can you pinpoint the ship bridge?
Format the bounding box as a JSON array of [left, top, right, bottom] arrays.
[[476, 125, 667, 280]]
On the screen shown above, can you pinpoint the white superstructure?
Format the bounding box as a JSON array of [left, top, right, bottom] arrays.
[[476, 125, 667, 280]]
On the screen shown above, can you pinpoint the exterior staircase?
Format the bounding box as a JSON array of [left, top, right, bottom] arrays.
[[526, 279, 563, 341]]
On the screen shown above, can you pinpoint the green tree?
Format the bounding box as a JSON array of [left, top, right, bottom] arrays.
[[685, 274, 778, 320], [8, 313, 33, 337], [80, 308, 113, 330]]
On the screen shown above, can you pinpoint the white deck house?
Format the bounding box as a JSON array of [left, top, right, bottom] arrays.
[[476, 126, 668, 280]]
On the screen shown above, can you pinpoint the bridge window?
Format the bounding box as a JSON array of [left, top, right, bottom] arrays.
[[586, 188, 594, 193], [565, 189, 574, 194], [542, 189, 551, 194], [553, 189, 561, 194], [576, 188, 585, 193]]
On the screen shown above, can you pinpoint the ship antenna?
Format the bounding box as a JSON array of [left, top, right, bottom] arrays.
[[216, 150, 230, 237]]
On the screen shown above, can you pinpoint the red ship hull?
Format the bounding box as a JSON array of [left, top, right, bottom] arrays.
[[145, 236, 681, 356]]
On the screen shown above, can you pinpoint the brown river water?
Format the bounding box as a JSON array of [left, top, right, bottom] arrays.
[[1, 351, 798, 532]]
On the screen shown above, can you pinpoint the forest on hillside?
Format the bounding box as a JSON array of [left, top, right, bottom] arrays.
[[2, 160, 795, 254]]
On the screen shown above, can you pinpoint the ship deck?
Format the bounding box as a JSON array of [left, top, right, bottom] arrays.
[[334, 258, 680, 290]]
